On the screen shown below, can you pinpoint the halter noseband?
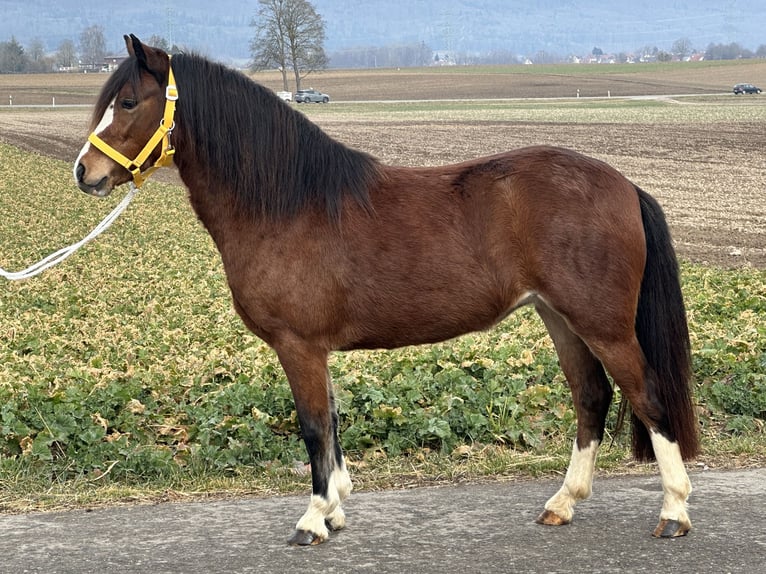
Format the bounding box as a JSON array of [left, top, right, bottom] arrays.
[[87, 56, 178, 189]]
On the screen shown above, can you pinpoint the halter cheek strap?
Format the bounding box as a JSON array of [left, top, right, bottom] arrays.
[[88, 56, 178, 188]]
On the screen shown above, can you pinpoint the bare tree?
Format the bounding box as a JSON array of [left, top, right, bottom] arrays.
[[27, 39, 44, 63], [79, 25, 106, 71], [147, 35, 170, 53], [26, 38, 49, 72], [145, 36, 184, 55], [251, 0, 291, 90], [671, 37, 693, 60], [56, 39, 78, 71], [284, 0, 328, 90], [250, 0, 328, 91]]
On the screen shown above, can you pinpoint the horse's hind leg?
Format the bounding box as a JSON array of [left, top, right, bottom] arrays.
[[275, 341, 352, 546], [534, 302, 613, 526], [593, 340, 693, 537]]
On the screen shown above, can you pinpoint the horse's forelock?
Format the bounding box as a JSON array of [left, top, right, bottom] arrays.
[[89, 59, 143, 131]]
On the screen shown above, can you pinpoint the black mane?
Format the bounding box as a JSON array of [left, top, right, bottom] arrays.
[[170, 53, 380, 219]]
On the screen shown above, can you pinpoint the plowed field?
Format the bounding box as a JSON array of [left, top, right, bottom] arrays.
[[1, 62, 764, 268]]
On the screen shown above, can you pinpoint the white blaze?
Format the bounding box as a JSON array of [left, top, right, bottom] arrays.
[[73, 99, 115, 182]]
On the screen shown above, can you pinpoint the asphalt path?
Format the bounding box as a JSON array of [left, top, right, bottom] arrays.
[[1, 468, 764, 573]]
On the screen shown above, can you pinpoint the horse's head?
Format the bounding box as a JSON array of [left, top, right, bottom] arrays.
[[74, 34, 174, 196]]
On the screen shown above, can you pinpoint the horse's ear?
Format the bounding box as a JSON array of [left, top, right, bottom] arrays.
[[127, 34, 148, 66], [125, 33, 168, 83]]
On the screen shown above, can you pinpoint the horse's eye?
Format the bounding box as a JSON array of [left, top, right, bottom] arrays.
[[121, 98, 137, 110]]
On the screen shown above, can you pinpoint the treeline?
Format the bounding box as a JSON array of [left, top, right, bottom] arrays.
[[329, 43, 434, 68], [330, 40, 766, 68], [704, 42, 766, 60], [0, 27, 183, 74], [0, 26, 107, 74], [2, 33, 765, 73], [0, 38, 55, 73]]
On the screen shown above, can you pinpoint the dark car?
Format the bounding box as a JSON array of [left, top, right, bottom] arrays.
[[733, 83, 762, 94], [295, 89, 330, 103]]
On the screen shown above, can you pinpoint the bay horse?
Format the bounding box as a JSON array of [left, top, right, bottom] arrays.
[[74, 35, 699, 545]]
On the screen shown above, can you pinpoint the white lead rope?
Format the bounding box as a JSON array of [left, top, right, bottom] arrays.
[[0, 184, 139, 281]]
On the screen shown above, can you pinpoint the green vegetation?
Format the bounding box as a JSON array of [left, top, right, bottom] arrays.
[[302, 96, 766, 124], [1, 103, 764, 511], [406, 59, 766, 77]]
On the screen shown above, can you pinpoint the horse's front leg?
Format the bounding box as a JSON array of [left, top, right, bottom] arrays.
[[276, 342, 352, 546]]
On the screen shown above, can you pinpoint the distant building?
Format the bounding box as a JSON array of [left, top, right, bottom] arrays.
[[101, 56, 128, 72]]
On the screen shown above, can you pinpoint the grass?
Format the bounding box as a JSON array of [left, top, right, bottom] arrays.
[[300, 95, 766, 124], [0, 94, 764, 513], [401, 60, 759, 76]]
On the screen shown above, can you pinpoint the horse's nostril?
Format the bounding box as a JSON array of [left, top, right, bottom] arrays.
[[76, 163, 85, 182]]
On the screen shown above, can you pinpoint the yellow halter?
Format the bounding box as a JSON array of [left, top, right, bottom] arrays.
[[87, 56, 178, 188]]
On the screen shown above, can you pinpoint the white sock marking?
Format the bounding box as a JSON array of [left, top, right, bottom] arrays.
[[650, 430, 692, 525], [295, 458, 353, 537], [544, 439, 599, 521]]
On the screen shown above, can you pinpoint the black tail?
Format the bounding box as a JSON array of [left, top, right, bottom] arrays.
[[631, 186, 699, 461]]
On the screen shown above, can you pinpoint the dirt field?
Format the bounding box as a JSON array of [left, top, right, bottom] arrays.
[[1, 63, 764, 268], [2, 60, 766, 103]]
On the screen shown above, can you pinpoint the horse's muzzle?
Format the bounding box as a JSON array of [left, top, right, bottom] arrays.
[[74, 163, 111, 197]]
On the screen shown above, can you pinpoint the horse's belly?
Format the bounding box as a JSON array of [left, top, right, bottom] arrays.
[[340, 286, 513, 350]]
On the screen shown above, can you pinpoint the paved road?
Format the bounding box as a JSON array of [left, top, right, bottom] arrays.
[[0, 93, 734, 109], [1, 468, 764, 573]]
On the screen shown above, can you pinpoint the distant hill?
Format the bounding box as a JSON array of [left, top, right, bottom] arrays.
[[1, 0, 764, 65]]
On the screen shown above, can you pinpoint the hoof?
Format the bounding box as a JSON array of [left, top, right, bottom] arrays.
[[652, 519, 690, 538], [287, 529, 325, 546], [535, 509, 571, 526]]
